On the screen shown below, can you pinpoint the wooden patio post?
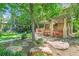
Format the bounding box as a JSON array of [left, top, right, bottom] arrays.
[[50, 21, 54, 37], [63, 18, 67, 38], [71, 19, 73, 34]]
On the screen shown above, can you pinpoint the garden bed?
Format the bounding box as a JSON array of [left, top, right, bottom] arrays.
[[0, 39, 33, 56]]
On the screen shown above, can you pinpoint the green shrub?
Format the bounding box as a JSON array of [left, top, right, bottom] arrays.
[[2, 32, 18, 36], [36, 38, 45, 46], [21, 32, 32, 39], [14, 51, 26, 56], [21, 32, 27, 39], [75, 31, 79, 37], [0, 48, 14, 56], [0, 48, 26, 56], [0, 34, 2, 37], [26, 33, 32, 39], [30, 38, 45, 47]]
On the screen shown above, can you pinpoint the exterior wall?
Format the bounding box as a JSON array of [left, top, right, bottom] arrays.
[[36, 18, 71, 38], [53, 23, 64, 37], [43, 23, 50, 36], [67, 22, 71, 35], [52, 19, 71, 37], [54, 23, 64, 31]]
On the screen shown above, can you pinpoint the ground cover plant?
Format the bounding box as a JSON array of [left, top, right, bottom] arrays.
[[0, 48, 27, 56]]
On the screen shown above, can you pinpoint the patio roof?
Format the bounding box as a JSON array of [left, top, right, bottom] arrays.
[[51, 14, 71, 23]]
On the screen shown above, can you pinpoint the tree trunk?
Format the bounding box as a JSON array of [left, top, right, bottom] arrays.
[[71, 18, 73, 33], [29, 3, 35, 41], [8, 14, 15, 32], [0, 23, 3, 32], [0, 18, 3, 32]]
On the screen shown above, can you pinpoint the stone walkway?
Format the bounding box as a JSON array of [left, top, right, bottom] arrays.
[[50, 45, 79, 56], [35, 33, 79, 56]]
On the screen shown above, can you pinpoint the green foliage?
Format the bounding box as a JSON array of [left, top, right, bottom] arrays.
[[21, 32, 32, 39], [75, 31, 79, 37], [70, 4, 79, 32], [62, 4, 79, 33], [0, 32, 22, 41], [0, 32, 2, 37], [2, 3, 79, 38], [13, 51, 26, 56], [0, 3, 62, 33], [30, 38, 45, 46], [0, 4, 6, 11], [33, 3, 62, 27], [0, 48, 14, 56], [26, 33, 32, 39], [21, 32, 27, 39], [0, 48, 26, 56], [36, 38, 45, 46], [73, 19, 79, 32], [1, 32, 18, 36], [71, 4, 79, 20]]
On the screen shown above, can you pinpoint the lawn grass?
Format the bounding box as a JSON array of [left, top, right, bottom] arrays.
[[0, 32, 22, 41], [0, 32, 32, 41], [26, 33, 32, 39], [0, 34, 21, 40]]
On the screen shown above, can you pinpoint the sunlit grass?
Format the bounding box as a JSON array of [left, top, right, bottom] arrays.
[[0, 32, 22, 41], [26, 33, 32, 39], [0, 32, 32, 41]]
